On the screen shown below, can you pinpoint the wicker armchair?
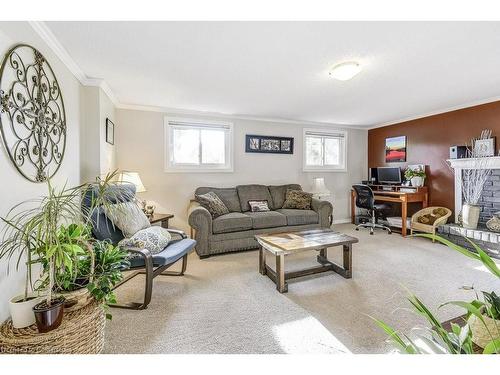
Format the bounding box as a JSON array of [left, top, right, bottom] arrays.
[[410, 206, 452, 241]]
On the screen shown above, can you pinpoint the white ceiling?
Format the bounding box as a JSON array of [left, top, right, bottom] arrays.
[[46, 21, 500, 127]]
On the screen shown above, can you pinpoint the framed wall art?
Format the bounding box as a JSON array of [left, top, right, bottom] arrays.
[[385, 135, 406, 162], [245, 134, 294, 154], [106, 118, 115, 145]]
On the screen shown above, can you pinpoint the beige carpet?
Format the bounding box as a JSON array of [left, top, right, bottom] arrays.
[[103, 224, 498, 354]]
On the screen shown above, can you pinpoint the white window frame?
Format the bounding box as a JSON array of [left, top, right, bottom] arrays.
[[302, 128, 348, 172], [164, 117, 234, 173]]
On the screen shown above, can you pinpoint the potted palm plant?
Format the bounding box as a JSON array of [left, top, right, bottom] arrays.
[[374, 234, 500, 354], [0, 171, 129, 331]]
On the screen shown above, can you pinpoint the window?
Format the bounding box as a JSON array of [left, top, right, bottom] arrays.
[[165, 118, 233, 172], [303, 128, 347, 171]]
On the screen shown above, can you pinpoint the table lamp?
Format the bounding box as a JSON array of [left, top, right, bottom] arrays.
[[310, 177, 331, 199], [117, 171, 147, 210]]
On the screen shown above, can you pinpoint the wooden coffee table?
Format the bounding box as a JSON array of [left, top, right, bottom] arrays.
[[255, 229, 359, 293]]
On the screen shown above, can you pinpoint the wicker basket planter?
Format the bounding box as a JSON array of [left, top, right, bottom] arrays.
[[468, 311, 500, 349], [0, 300, 105, 354], [60, 288, 92, 313]]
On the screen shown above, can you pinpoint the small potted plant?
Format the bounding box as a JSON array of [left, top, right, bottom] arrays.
[[404, 166, 426, 187]]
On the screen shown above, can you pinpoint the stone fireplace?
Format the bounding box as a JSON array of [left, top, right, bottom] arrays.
[[437, 156, 500, 258]]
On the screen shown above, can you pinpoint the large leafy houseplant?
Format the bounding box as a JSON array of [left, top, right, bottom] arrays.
[[0, 171, 130, 330], [374, 234, 500, 354]]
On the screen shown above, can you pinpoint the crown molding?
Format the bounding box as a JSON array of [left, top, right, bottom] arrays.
[[29, 21, 119, 106], [33, 21, 497, 131], [116, 102, 369, 130], [369, 95, 500, 130]]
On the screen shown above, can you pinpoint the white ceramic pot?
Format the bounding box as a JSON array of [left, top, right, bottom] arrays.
[[462, 204, 480, 229], [468, 312, 500, 349], [410, 176, 425, 187], [9, 294, 42, 328]]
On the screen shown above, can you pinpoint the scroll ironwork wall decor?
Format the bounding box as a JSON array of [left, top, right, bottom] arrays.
[[0, 44, 66, 182]]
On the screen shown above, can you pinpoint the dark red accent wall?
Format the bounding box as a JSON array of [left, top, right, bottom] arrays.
[[368, 101, 500, 213]]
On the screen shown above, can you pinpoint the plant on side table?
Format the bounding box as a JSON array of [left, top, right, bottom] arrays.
[[373, 234, 500, 354]]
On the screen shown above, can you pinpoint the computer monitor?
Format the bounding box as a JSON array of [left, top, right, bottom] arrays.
[[377, 167, 401, 185]]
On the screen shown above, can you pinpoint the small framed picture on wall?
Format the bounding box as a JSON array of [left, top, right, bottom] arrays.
[[385, 135, 406, 162], [106, 118, 115, 145]]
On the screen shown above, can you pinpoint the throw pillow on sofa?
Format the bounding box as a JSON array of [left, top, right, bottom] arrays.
[[282, 189, 313, 210], [195, 191, 230, 218], [119, 226, 172, 258], [248, 200, 270, 212], [103, 201, 151, 237]]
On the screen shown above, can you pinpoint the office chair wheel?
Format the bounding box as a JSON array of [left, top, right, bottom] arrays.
[[355, 227, 359, 231], [369, 231, 374, 235]]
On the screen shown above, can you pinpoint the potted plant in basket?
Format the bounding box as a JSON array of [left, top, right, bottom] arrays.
[[404, 166, 426, 187], [0, 171, 129, 331], [373, 234, 500, 354]]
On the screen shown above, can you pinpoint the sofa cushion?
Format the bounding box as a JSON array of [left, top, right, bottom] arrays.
[[195, 192, 230, 219], [195, 187, 242, 212], [245, 211, 287, 229], [236, 184, 273, 212], [276, 209, 319, 226], [268, 184, 302, 209], [282, 189, 313, 210], [212, 212, 253, 234]]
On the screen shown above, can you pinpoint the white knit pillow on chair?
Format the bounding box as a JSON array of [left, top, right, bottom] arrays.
[[103, 201, 151, 238]]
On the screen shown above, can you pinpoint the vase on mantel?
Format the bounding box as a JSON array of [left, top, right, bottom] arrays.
[[462, 204, 480, 229]]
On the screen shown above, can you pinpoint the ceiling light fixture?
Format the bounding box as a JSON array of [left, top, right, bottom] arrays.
[[329, 61, 362, 81]]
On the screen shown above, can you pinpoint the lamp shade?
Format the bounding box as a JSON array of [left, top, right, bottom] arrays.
[[117, 171, 146, 193], [310, 177, 331, 197]]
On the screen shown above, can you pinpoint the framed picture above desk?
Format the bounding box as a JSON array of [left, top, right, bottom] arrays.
[[350, 184, 429, 237]]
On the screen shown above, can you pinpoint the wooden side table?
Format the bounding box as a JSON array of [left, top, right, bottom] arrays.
[[148, 213, 174, 228]]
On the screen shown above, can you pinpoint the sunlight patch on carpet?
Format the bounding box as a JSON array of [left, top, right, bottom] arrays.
[[272, 316, 351, 354]]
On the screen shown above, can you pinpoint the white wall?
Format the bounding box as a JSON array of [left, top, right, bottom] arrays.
[[99, 89, 116, 175], [116, 109, 367, 232], [80, 86, 116, 181], [0, 22, 82, 321]]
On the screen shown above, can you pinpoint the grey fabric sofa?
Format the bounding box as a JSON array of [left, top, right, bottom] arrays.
[[188, 184, 333, 258]]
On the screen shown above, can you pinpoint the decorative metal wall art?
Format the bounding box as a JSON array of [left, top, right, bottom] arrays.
[[0, 44, 66, 182]]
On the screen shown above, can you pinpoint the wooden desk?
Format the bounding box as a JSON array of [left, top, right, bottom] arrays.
[[350, 185, 428, 237]]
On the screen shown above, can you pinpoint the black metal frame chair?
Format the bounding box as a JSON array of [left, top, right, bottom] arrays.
[[352, 184, 392, 235], [112, 229, 190, 310], [83, 184, 196, 310]]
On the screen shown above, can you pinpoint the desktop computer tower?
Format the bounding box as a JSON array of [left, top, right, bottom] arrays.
[[368, 167, 378, 184]]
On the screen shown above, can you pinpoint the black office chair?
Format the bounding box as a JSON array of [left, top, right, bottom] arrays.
[[352, 184, 392, 235]]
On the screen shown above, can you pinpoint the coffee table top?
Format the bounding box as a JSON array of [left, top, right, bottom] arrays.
[[255, 229, 358, 255]]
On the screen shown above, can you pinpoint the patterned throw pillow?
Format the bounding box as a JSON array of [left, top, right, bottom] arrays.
[[248, 200, 270, 212], [103, 201, 151, 238], [195, 191, 229, 218], [282, 189, 313, 210], [119, 226, 172, 258]]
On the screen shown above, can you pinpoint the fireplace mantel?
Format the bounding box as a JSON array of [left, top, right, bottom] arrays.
[[447, 156, 500, 169], [447, 156, 500, 222]]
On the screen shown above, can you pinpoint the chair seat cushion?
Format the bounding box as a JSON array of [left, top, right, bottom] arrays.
[[129, 238, 196, 268], [275, 209, 319, 226], [212, 212, 253, 234], [245, 211, 287, 229]]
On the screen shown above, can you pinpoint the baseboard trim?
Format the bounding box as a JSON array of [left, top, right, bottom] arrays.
[[332, 219, 351, 225]]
